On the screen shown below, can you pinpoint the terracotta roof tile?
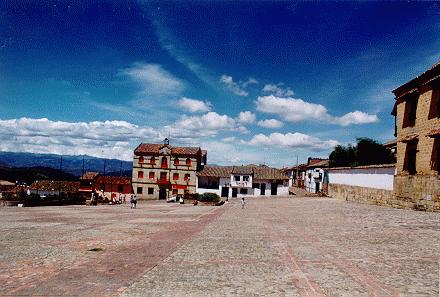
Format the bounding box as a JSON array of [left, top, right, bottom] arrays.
[[30, 180, 80, 193], [95, 176, 132, 185], [197, 166, 233, 178], [134, 143, 201, 156], [197, 165, 288, 180]]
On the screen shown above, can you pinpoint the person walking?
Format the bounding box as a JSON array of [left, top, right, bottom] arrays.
[[241, 197, 246, 209], [133, 194, 137, 209], [130, 194, 134, 209]]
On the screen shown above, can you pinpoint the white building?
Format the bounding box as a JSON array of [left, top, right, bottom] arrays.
[[304, 158, 329, 193], [196, 165, 289, 198]]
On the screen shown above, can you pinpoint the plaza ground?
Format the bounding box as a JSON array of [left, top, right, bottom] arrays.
[[0, 197, 439, 296]]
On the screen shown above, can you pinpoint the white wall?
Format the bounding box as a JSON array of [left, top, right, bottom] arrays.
[[327, 166, 395, 190], [305, 168, 325, 193]]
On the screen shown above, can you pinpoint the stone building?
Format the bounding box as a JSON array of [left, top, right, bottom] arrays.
[[392, 61, 440, 211], [132, 139, 206, 200]]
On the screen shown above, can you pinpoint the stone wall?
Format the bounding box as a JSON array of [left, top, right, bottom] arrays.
[[394, 175, 440, 211], [329, 183, 440, 212]]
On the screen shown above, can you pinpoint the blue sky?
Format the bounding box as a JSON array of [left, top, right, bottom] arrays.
[[0, 1, 439, 166]]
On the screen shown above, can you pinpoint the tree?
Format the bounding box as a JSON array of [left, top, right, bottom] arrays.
[[329, 138, 395, 167]]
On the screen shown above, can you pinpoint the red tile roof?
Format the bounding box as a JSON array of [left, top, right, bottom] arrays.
[[197, 165, 288, 180], [95, 176, 132, 185], [29, 180, 80, 193], [134, 143, 201, 156]]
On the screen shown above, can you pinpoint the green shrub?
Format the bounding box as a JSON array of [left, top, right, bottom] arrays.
[[199, 192, 220, 203]]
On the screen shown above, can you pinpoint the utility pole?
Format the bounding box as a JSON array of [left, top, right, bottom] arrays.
[[296, 155, 299, 187], [59, 156, 63, 196], [82, 156, 85, 177]]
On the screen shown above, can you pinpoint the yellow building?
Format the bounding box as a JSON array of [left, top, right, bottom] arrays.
[[132, 138, 206, 200], [392, 62, 440, 211]]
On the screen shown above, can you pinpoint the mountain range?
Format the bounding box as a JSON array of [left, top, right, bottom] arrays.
[[0, 152, 132, 178]]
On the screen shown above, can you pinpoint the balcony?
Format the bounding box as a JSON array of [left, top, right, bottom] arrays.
[[161, 164, 168, 169]]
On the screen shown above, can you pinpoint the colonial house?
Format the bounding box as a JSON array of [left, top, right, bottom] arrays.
[[79, 172, 132, 200], [132, 139, 206, 200], [196, 165, 289, 198], [304, 158, 329, 193], [391, 61, 440, 211], [0, 180, 15, 198], [283, 164, 307, 188]]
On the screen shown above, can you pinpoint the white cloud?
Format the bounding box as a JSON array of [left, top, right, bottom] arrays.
[[164, 112, 238, 140], [257, 119, 284, 129], [221, 136, 237, 143], [220, 75, 258, 96], [177, 97, 212, 113], [237, 111, 256, 124], [256, 95, 330, 122], [262, 83, 294, 97], [248, 132, 339, 151], [121, 63, 184, 98], [256, 95, 378, 126], [0, 118, 163, 161], [335, 111, 379, 127]]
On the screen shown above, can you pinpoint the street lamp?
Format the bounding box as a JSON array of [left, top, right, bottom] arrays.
[[36, 180, 39, 196]]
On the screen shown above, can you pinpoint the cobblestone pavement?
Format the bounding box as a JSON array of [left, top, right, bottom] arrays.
[[122, 198, 440, 297], [0, 202, 223, 296]]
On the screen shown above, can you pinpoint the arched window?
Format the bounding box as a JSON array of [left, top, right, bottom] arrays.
[[186, 158, 192, 166], [174, 157, 180, 165], [150, 157, 156, 165], [161, 157, 168, 168], [139, 156, 144, 164]]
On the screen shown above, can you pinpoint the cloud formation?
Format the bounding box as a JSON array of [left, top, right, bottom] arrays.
[[121, 63, 184, 98], [177, 97, 212, 113], [262, 83, 294, 97], [256, 95, 378, 126], [236, 111, 256, 124], [220, 75, 258, 96], [164, 112, 242, 140], [249, 132, 339, 151], [257, 119, 284, 129], [0, 118, 162, 161]]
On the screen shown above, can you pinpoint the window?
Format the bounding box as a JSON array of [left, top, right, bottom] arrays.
[[252, 183, 260, 189], [403, 141, 418, 175], [173, 173, 179, 180], [161, 157, 168, 168], [234, 176, 240, 181], [240, 188, 247, 194], [160, 172, 167, 180], [184, 174, 190, 181], [149, 171, 155, 179], [172, 189, 178, 195], [174, 157, 180, 165], [431, 138, 440, 173], [148, 187, 154, 195], [118, 185, 123, 192], [186, 158, 192, 166], [403, 96, 418, 128], [139, 156, 144, 164], [243, 176, 249, 181], [428, 89, 440, 119], [150, 157, 156, 165], [137, 187, 143, 194], [138, 171, 144, 179]]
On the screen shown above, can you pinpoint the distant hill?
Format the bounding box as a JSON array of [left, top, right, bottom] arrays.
[[0, 152, 132, 177], [0, 166, 77, 185]]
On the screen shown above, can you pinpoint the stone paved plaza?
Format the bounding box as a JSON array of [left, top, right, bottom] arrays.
[[1, 198, 439, 296]]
